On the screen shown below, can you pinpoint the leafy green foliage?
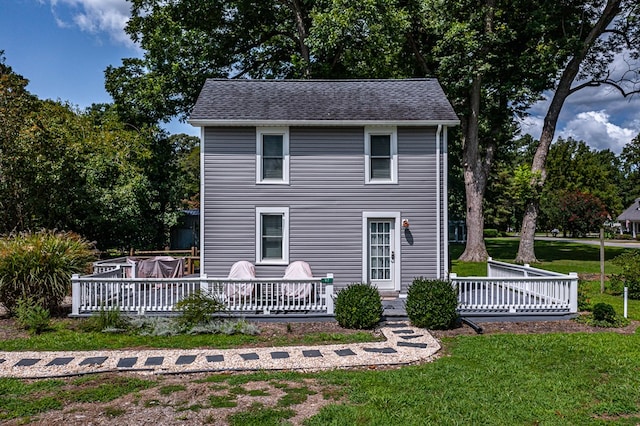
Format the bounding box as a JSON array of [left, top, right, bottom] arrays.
[[611, 251, 640, 300], [405, 278, 458, 330], [483, 229, 499, 238], [577, 280, 592, 311], [592, 302, 616, 323], [14, 297, 51, 334], [174, 290, 226, 327], [81, 306, 130, 333], [334, 283, 383, 329], [0, 230, 96, 314]]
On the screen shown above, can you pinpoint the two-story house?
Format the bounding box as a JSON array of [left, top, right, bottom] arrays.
[[189, 79, 459, 296]]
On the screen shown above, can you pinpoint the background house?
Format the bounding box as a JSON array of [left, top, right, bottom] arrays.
[[189, 79, 459, 295], [618, 197, 640, 238]]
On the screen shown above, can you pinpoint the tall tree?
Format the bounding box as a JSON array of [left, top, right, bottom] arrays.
[[105, 1, 598, 262], [516, 0, 640, 263], [620, 133, 640, 206], [417, 0, 589, 261]]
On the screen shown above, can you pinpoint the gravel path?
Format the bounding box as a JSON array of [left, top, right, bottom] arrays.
[[0, 322, 440, 379]]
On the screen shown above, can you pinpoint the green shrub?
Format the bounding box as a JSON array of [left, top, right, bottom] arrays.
[[577, 280, 592, 311], [610, 251, 640, 299], [81, 306, 130, 332], [174, 290, 226, 327], [15, 297, 51, 334], [405, 278, 458, 329], [483, 229, 499, 238], [592, 302, 616, 324], [334, 283, 383, 329], [0, 230, 96, 314]]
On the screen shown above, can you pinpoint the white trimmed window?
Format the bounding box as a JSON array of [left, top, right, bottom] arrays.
[[364, 127, 397, 184], [256, 207, 289, 265], [256, 127, 289, 184]]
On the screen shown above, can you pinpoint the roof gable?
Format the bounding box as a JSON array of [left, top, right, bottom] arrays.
[[618, 197, 640, 221], [189, 79, 459, 126]]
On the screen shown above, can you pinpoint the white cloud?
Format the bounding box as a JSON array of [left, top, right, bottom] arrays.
[[46, 0, 134, 47], [558, 110, 637, 153]]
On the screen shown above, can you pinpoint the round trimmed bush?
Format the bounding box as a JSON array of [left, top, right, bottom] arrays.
[[334, 283, 383, 329], [405, 278, 458, 329], [592, 302, 616, 324]]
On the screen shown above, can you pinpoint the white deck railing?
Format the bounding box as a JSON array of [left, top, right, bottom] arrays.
[[71, 273, 334, 316], [451, 259, 578, 314]]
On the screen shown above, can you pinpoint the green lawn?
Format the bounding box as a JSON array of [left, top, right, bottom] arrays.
[[309, 332, 640, 425], [3, 332, 639, 424], [450, 237, 636, 276]]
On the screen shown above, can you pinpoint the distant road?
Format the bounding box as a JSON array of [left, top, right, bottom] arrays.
[[535, 236, 640, 249]]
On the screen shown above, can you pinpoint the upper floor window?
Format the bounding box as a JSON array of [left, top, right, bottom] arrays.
[[365, 127, 397, 184], [257, 127, 289, 184]]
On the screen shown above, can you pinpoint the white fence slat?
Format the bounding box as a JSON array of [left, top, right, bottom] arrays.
[[71, 275, 332, 316]]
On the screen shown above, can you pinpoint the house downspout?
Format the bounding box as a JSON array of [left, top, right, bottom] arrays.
[[436, 125, 442, 279], [443, 126, 449, 279]]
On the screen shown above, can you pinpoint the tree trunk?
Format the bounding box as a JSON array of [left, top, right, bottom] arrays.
[[459, 75, 491, 262], [515, 0, 622, 263], [289, 0, 311, 77]]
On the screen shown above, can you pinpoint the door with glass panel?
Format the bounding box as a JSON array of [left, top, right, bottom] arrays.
[[368, 219, 395, 290]]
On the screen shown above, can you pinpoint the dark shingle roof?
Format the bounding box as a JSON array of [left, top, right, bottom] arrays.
[[618, 198, 640, 221], [189, 79, 459, 125]]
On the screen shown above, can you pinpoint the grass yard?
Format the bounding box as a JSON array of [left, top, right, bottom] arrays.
[[1, 238, 640, 424], [309, 332, 640, 425], [2, 332, 639, 424], [450, 237, 635, 276]]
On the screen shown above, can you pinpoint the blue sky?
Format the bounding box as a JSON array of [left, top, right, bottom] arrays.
[[1, 0, 639, 150]]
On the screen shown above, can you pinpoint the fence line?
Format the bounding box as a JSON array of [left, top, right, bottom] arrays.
[[71, 275, 334, 316], [451, 259, 578, 314]]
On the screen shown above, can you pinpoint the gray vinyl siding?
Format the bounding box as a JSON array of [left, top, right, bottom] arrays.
[[202, 126, 444, 293]]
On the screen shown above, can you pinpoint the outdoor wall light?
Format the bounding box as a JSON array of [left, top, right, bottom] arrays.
[[402, 219, 410, 229]]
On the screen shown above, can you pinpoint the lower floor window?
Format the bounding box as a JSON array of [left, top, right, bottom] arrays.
[[256, 207, 289, 264]]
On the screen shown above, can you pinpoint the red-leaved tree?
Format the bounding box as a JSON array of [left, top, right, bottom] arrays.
[[558, 191, 608, 238]]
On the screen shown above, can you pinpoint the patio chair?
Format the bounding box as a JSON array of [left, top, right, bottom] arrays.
[[225, 261, 256, 300], [281, 261, 314, 303]]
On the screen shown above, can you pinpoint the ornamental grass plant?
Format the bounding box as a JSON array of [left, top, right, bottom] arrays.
[[0, 230, 96, 314]]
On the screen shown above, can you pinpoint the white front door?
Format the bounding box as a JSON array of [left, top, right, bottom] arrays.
[[368, 219, 396, 291]]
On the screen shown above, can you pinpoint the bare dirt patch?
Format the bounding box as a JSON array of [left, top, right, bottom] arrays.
[[429, 318, 640, 339], [3, 373, 343, 426]]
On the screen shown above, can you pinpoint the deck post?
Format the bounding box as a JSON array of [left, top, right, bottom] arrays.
[[71, 274, 80, 316], [322, 273, 334, 314], [326, 284, 334, 314], [200, 273, 207, 293], [569, 272, 578, 313]]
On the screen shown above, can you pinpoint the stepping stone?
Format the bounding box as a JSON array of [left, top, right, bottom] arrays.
[[15, 358, 40, 367], [397, 341, 428, 349], [363, 347, 397, 354], [302, 350, 322, 358], [392, 329, 415, 334], [145, 356, 164, 366], [79, 356, 108, 366], [383, 323, 409, 328], [206, 355, 224, 363], [271, 351, 289, 360], [400, 334, 424, 340], [46, 357, 74, 366], [175, 355, 196, 365], [117, 357, 138, 368], [334, 349, 356, 357], [240, 353, 259, 361]]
